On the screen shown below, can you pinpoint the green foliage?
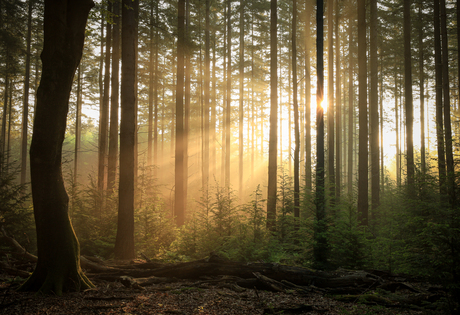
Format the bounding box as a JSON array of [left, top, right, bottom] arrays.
[[0, 159, 34, 251], [329, 196, 368, 270]]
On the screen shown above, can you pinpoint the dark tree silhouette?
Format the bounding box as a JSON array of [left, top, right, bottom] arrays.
[[19, 0, 94, 294]]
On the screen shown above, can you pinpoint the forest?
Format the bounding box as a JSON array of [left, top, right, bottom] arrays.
[[1, 0, 460, 313]]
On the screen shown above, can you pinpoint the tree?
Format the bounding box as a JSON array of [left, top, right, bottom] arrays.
[[19, 0, 94, 294], [305, 0, 312, 192], [357, 0, 368, 225], [314, 0, 327, 267], [204, 0, 210, 189], [175, 0, 186, 226], [370, 0, 379, 209], [404, 0, 414, 194], [20, 0, 33, 186], [114, 0, 139, 259], [98, 2, 112, 197], [267, 0, 278, 229], [347, 2, 354, 197], [335, 0, 341, 202], [239, 0, 244, 199], [107, 0, 120, 193], [327, 0, 334, 202], [440, 0, 455, 206], [293, 0, 300, 218], [434, 0, 446, 195]]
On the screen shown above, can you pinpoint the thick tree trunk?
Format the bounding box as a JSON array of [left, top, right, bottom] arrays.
[[19, 0, 94, 295], [115, 0, 138, 259], [314, 0, 327, 267]]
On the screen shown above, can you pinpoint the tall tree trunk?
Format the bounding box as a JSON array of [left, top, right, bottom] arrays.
[[440, 0, 456, 206], [434, 0, 446, 194], [305, 0, 312, 192], [98, 3, 112, 197], [419, 0, 426, 177], [239, 0, 244, 199], [226, 0, 232, 189], [19, 0, 94, 294], [154, 1, 159, 177], [21, 0, 33, 185], [404, 0, 414, 195], [370, 0, 379, 210], [204, 0, 210, 190], [107, 0, 120, 193], [184, 0, 190, 212], [395, 69, 401, 187], [267, 0, 278, 230], [335, 0, 341, 201], [148, 3, 154, 170], [357, 0, 368, 225], [115, 0, 138, 259], [314, 0, 327, 267], [327, 0, 335, 203], [175, 0, 186, 226], [211, 27, 217, 180], [293, 0, 300, 218], [347, 7, 353, 197]]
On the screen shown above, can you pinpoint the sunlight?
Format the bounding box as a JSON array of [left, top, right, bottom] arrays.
[[320, 98, 327, 113]]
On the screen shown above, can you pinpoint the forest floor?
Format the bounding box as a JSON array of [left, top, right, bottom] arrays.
[[0, 278, 447, 315], [0, 264, 454, 315], [0, 247, 455, 315]]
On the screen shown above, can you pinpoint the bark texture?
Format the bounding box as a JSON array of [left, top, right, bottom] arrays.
[[19, 0, 94, 295]]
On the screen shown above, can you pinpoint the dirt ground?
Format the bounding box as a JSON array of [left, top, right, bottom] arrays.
[[0, 277, 447, 315]]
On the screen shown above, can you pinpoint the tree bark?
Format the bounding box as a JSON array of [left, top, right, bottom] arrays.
[[440, 0, 456, 206], [293, 0, 300, 218], [404, 0, 414, 195], [370, 0, 379, 210], [98, 2, 112, 198], [20, 0, 33, 186], [175, 0, 186, 226], [267, 0, 278, 230], [107, 0, 120, 193], [335, 0, 341, 202], [305, 0, 312, 192], [357, 0, 368, 225], [19, 0, 94, 295], [314, 0, 327, 267], [115, 0, 138, 259], [347, 6, 354, 197], [434, 0, 446, 195], [327, 0, 335, 203], [239, 0, 244, 199]]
